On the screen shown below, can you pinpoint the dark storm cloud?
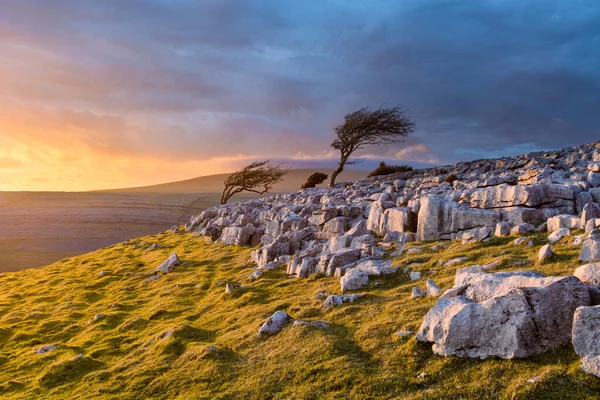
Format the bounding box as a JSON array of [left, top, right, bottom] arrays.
[[0, 0, 599, 168]]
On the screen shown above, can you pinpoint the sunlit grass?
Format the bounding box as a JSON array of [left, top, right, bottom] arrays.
[[0, 230, 598, 399]]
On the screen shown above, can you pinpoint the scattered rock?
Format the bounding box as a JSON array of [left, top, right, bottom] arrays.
[[322, 294, 362, 308], [156, 253, 180, 274], [292, 320, 329, 329], [538, 245, 553, 263], [341, 268, 369, 292], [36, 345, 57, 355], [548, 228, 570, 244], [248, 270, 263, 280], [511, 223, 535, 235], [513, 237, 533, 247], [409, 271, 422, 281], [258, 311, 293, 337], [444, 257, 469, 267], [426, 279, 442, 296], [411, 286, 426, 298]]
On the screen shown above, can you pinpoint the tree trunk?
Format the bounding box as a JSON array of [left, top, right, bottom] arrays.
[[329, 156, 347, 187]]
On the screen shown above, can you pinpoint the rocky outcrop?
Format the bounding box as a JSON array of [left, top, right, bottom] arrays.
[[185, 140, 600, 283], [416, 269, 590, 359]]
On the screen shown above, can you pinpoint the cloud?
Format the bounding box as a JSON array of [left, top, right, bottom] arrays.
[[0, 0, 598, 190]]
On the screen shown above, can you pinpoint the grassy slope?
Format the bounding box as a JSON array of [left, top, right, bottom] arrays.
[[1, 230, 599, 399]]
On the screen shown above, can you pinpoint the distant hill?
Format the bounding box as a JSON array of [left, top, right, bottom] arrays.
[[103, 168, 368, 194]]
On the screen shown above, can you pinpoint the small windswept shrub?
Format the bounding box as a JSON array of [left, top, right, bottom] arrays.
[[301, 172, 328, 189], [368, 161, 413, 177], [444, 174, 458, 184]]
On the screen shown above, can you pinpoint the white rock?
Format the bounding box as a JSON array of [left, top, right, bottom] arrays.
[[426, 279, 442, 297], [411, 286, 426, 298], [548, 228, 570, 244], [156, 253, 181, 274], [574, 263, 600, 285], [258, 311, 293, 336], [340, 268, 369, 291], [409, 271, 422, 281], [580, 239, 600, 262], [572, 305, 600, 377], [444, 257, 469, 267], [513, 237, 533, 247], [538, 244, 553, 263], [322, 294, 362, 308]]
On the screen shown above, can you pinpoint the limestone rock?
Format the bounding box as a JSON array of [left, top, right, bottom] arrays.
[[417, 273, 590, 359], [340, 268, 369, 292], [580, 239, 600, 262], [156, 253, 180, 274], [574, 263, 600, 285], [411, 286, 426, 298], [426, 279, 442, 296], [547, 214, 581, 232], [538, 244, 553, 263], [572, 305, 600, 377], [548, 228, 570, 244], [258, 311, 293, 336], [322, 294, 362, 308]]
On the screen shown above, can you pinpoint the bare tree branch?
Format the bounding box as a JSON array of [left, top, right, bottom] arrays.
[[329, 106, 415, 186], [221, 161, 288, 204]]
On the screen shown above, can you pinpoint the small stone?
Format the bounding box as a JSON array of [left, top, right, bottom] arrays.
[[580, 239, 600, 262], [36, 345, 57, 355], [156, 253, 180, 274], [248, 270, 263, 280], [513, 237, 533, 247], [146, 275, 160, 282], [92, 313, 106, 322], [548, 228, 570, 244], [292, 320, 329, 329], [406, 248, 423, 254], [322, 294, 362, 308], [426, 279, 441, 296], [396, 330, 414, 337], [444, 257, 469, 267], [538, 244, 553, 263], [99, 270, 107, 277], [411, 286, 426, 298], [258, 311, 293, 336], [409, 271, 422, 281]]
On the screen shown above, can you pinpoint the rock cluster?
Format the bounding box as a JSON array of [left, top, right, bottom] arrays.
[[187, 141, 600, 282]]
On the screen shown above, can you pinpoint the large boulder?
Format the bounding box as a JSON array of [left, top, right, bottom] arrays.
[[416, 271, 590, 359], [572, 305, 600, 377]]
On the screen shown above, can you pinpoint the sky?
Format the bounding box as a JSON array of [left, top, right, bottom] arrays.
[[0, 0, 598, 191]]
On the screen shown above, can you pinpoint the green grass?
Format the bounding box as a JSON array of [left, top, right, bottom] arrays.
[[0, 230, 599, 399]]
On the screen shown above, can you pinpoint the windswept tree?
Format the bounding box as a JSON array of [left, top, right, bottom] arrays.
[[329, 106, 415, 187], [220, 161, 288, 205]]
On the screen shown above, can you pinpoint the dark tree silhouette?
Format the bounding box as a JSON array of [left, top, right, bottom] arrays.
[[329, 106, 415, 187], [301, 172, 328, 189], [220, 161, 287, 205]]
